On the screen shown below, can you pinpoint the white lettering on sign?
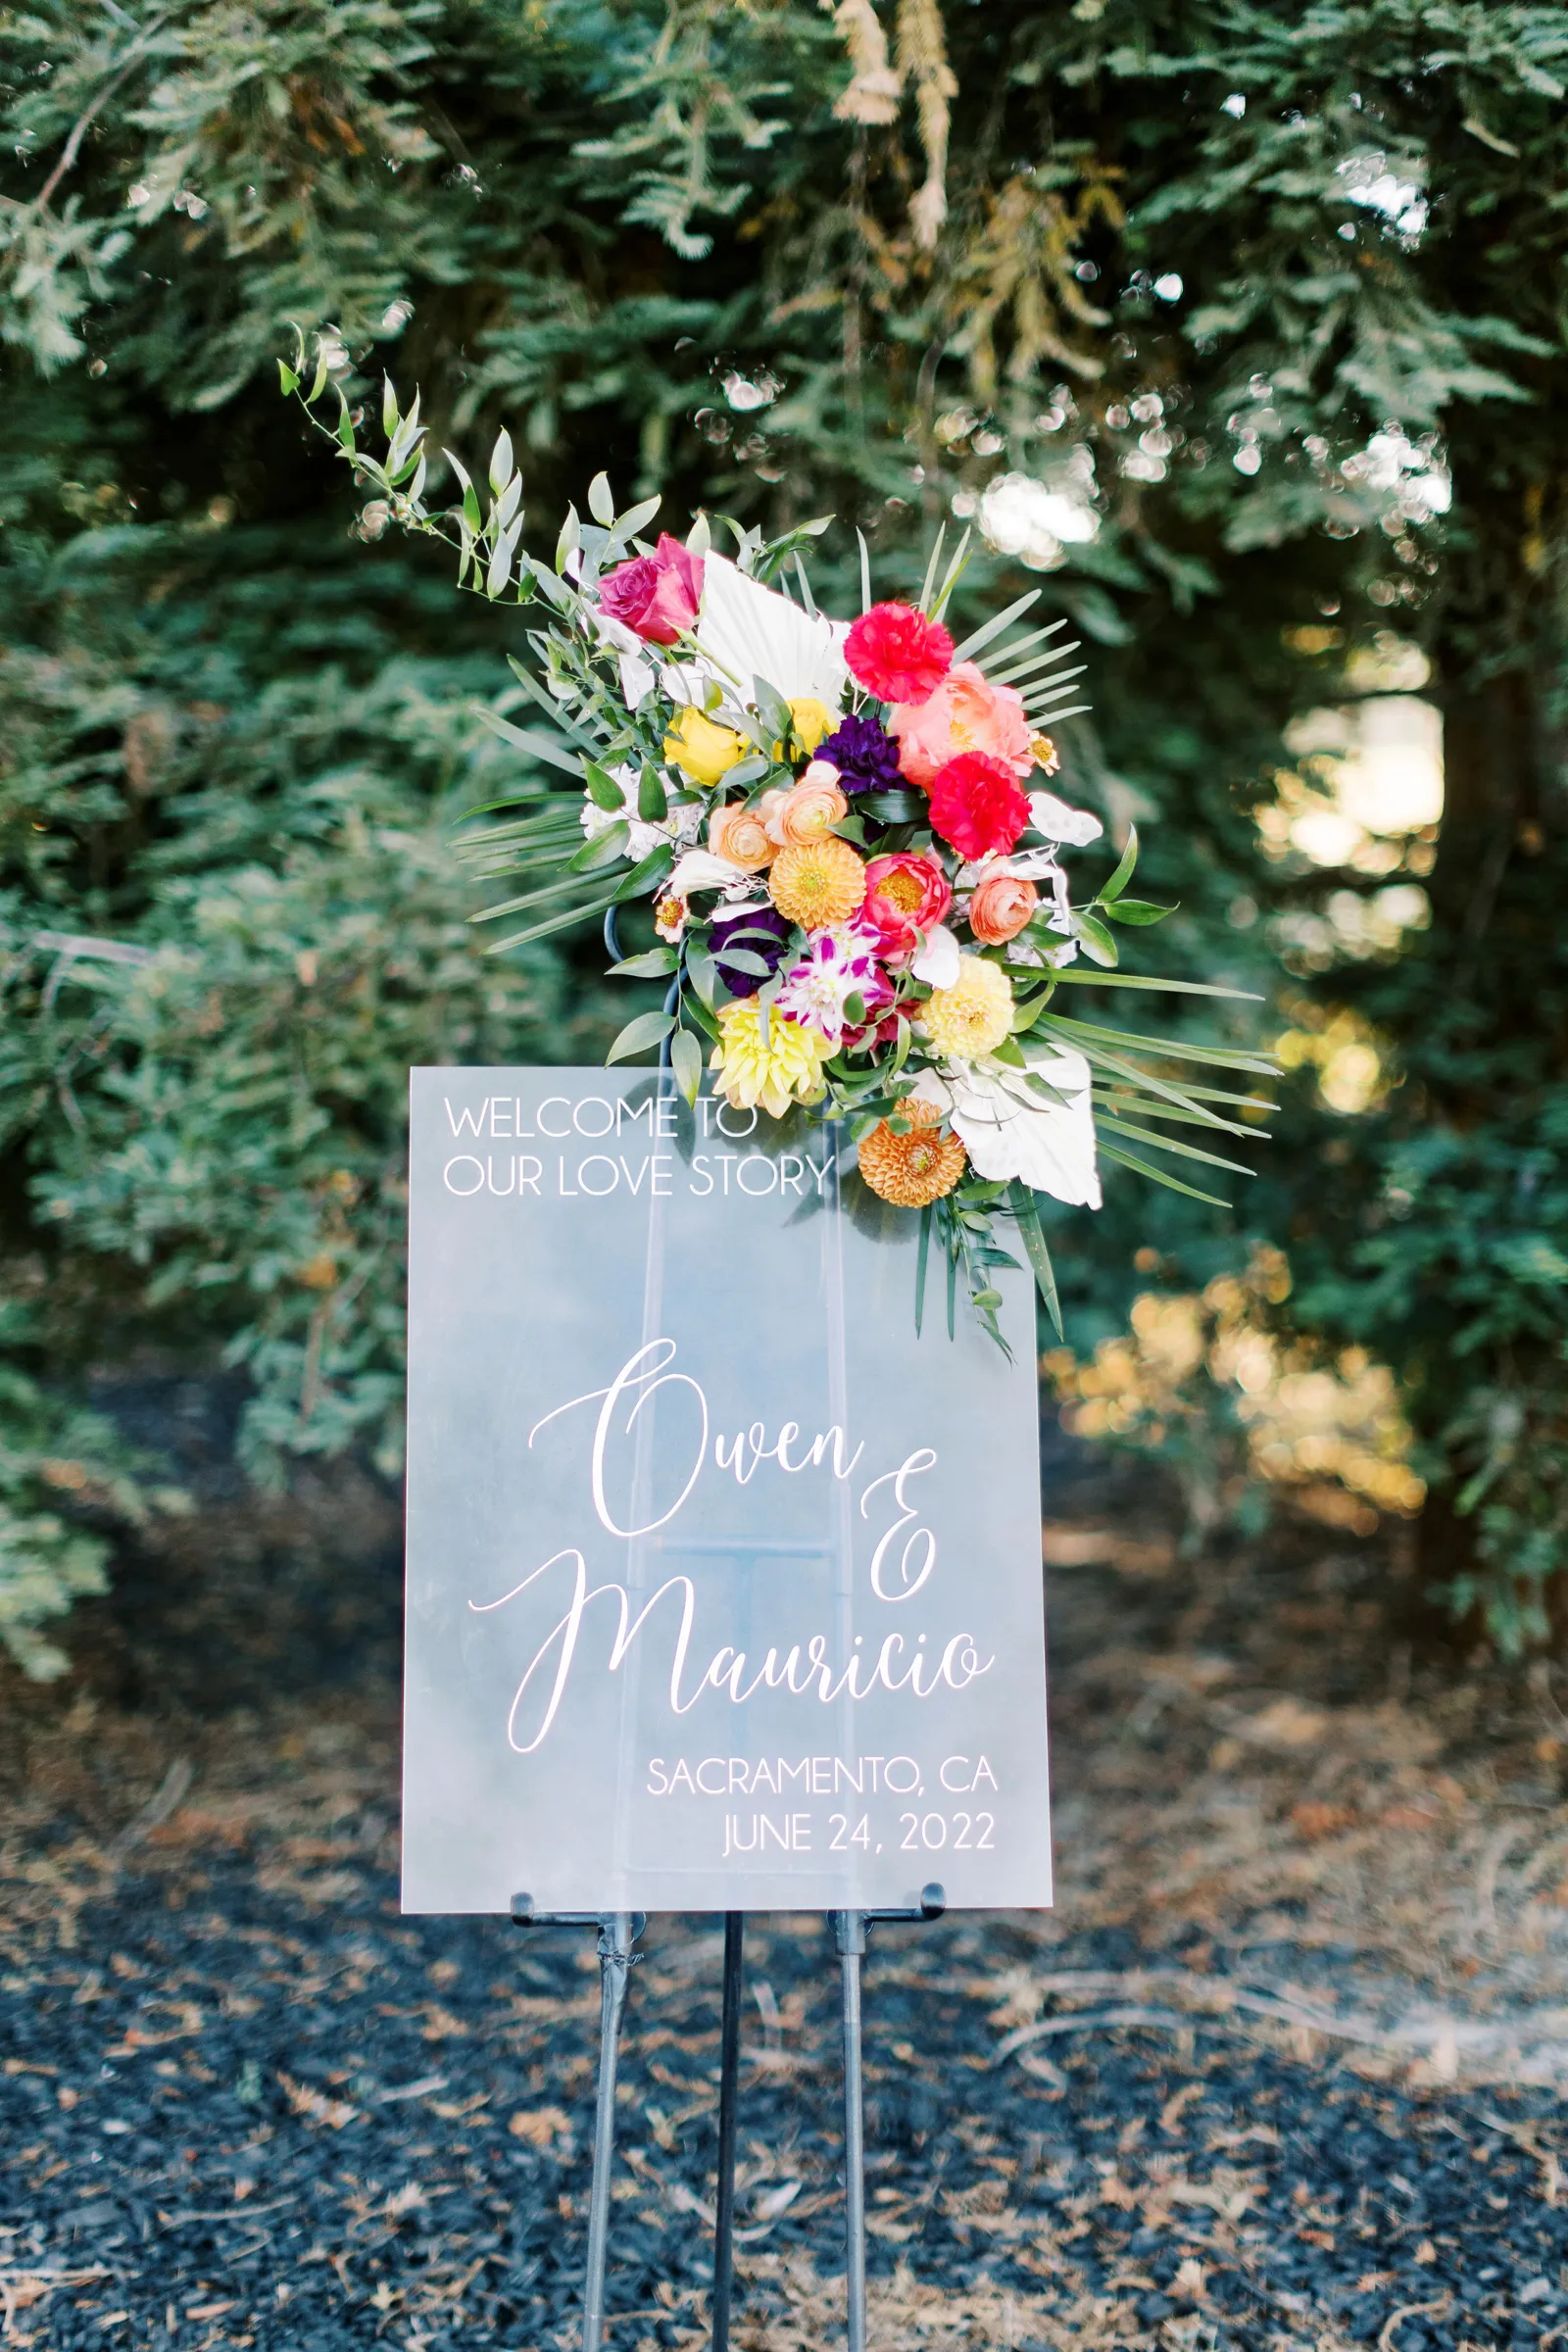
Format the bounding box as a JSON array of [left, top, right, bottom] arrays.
[[469, 1336, 993, 1753]]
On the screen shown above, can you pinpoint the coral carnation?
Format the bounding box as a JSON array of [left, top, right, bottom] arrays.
[[860, 854, 952, 956], [889, 661, 1033, 787], [769, 837, 866, 928], [922, 955, 1014, 1061], [845, 603, 955, 705], [858, 1101, 966, 1206], [927, 752, 1031, 861]]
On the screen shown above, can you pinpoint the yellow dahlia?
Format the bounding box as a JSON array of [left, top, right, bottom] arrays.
[[921, 954, 1014, 1060], [710, 999, 829, 1119], [858, 1101, 966, 1207], [769, 836, 866, 928]]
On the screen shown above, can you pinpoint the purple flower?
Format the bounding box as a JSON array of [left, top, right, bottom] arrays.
[[775, 923, 892, 1049], [710, 904, 792, 998], [816, 710, 905, 796]]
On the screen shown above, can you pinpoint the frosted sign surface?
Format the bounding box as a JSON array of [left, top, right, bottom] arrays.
[[403, 1067, 1052, 1913]]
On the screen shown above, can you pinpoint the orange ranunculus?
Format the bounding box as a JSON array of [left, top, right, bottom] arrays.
[[709, 801, 775, 870], [967, 872, 1040, 945], [888, 661, 1033, 788], [766, 775, 850, 849]]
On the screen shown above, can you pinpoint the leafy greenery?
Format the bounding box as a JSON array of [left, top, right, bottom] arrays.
[[1, 0, 1566, 1658]]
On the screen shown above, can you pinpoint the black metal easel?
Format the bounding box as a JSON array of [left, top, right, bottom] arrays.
[[524, 921, 947, 2344], [514, 1888, 945, 2352]]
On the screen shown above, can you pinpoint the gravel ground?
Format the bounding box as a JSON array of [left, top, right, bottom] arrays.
[[4, 1408, 1568, 2351]]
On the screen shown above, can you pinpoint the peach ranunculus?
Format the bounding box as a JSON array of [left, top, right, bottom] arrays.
[[967, 871, 1039, 945], [888, 661, 1033, 789], [763, 774, 850, 849], [709, 801, 775, 870]]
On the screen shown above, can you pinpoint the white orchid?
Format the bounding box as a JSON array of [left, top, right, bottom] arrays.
[[663, 847, 763, 900], [1029, 789, 1103, 847], [912, 1044, 1101, 1207], [909, 920, 961, 988]]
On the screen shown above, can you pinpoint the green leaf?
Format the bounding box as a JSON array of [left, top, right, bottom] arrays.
[[1096, 1141, 1230, 1207], [607, 1010, 677, 1064], [382, 374, 399, 439], [610, 948, 678, 977], [1047, 968, 1262, 1000], [1101, 825, 1138, 904], [489, 429, 514, 495], [278, 360, 300, 395], [859, 789, 924, 823], [951, 590, 1046, 664], [1008, 1182, 1063, 1338], [638, 764, 668, 822], [1074, 910, 1119, 967], [588, 471, 615, 525], [447, 451, 482, 535], [1102, 898, 1175, 925], [567, 819, 630, 872], [1094, 1115, 1253, 1177], [611, 843, 675, 901], [583, 760, 626, 811], [486, 893, 617, 952], [609, 494, 662, 545], [686, 947, 717, 1011], [669, 1026, 703, 1104], [476, 709, 584, 775]]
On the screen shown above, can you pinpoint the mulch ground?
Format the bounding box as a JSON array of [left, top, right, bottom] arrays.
[[4, 1410, 1568, 2351]]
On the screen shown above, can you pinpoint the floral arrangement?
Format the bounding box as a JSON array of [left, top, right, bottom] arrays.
[[281, 349, 1272, 1347]]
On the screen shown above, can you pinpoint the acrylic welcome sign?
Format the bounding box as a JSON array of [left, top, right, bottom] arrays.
[[402, 1067, 1052, 1915]]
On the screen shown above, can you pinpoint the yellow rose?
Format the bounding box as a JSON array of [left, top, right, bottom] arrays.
[[664, 707, 748, 788], [784, 697, 836, 756]]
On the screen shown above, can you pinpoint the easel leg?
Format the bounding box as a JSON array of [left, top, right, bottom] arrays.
[[831, 1912, 868, 2352], [711, 1910, 744, 2352], [583, 1911, 637, 2352]]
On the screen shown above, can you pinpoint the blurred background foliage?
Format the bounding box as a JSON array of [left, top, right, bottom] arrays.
[[1, 0, 1566, 1671]]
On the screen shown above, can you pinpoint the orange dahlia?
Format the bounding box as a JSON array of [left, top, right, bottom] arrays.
[[769, 836, 866, 928], [858, 1100, 967, 1207]]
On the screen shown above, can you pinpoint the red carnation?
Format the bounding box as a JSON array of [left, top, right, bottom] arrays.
[[844, 602, 954, 706], [598, 533, 704, 646], [927, 752, 1031, 862]]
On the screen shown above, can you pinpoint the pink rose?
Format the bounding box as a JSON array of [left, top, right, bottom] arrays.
[[888, 661, 1033, 788], [598, 533, 704, 646]]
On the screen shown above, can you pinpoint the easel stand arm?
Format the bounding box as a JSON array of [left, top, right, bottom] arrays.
[[830, 1886, 945, 2352], [512, 1895, 645, 2352]]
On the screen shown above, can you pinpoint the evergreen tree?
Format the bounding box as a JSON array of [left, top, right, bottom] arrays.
[[1, 0, 1564, 1664]]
